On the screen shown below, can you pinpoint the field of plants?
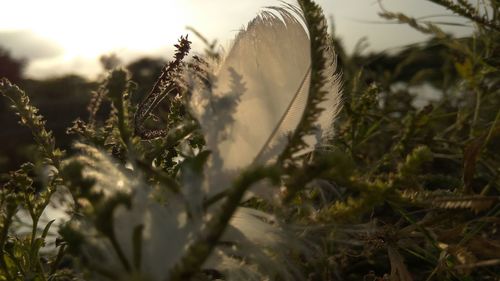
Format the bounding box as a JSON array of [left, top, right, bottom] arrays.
[[0, 0, 499, 280]]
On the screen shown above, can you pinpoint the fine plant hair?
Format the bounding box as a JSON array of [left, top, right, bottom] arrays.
[[134, 36, 191, 140], [428, 0, 500, 32]]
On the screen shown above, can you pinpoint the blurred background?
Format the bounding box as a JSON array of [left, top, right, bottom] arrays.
[[0, 0, 473, 171]]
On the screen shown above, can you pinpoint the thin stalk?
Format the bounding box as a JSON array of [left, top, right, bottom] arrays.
[[484, 107, 500, 145], [168, 165, 278, 280], [0, 206, 16, 281], [470, 89, 481, 138]]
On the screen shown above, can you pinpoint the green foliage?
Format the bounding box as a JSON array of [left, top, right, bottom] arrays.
[[279, 0, 334, 165], [308, 1, 500, 280], [0, 47, 24, 85], [1, 0, 499, 280], [0, 79, 64, 168]]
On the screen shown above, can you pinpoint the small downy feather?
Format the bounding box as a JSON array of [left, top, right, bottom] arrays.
[[186, 7, 341, 196], [65, 143, 302, 281]]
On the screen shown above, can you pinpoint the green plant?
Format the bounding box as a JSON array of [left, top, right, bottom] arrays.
[[1, 0, 499, 280], [0, 1, 343, 280]]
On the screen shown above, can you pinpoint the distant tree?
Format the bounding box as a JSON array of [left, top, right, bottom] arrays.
[[0, 46, 25, 84], [127, 57, 166, 103], [350, 38, 460, 89], [0, 74, 98, 171], [99, 53, 122, 71], [0, 46, 26, 115]]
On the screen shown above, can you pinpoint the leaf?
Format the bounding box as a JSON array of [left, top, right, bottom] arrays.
[[41, 219, 55, 240]]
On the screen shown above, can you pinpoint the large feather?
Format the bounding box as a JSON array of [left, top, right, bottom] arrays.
[[187, 7, 341, 196], [49, 5, 340, 280]]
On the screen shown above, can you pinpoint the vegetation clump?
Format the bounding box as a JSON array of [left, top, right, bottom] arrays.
[[0, 0, 499, 280]]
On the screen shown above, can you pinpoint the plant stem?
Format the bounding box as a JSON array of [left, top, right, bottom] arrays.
[[168, 165, 278, 281]]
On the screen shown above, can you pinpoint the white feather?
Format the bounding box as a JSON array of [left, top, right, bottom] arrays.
[[187, 7, 341, 197], [53, 5, 342, 280]]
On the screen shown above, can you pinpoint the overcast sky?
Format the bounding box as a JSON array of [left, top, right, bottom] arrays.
[[0, 0, 472, 79]]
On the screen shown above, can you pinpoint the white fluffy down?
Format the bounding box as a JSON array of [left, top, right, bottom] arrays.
[[69, 143, 303, 281]]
